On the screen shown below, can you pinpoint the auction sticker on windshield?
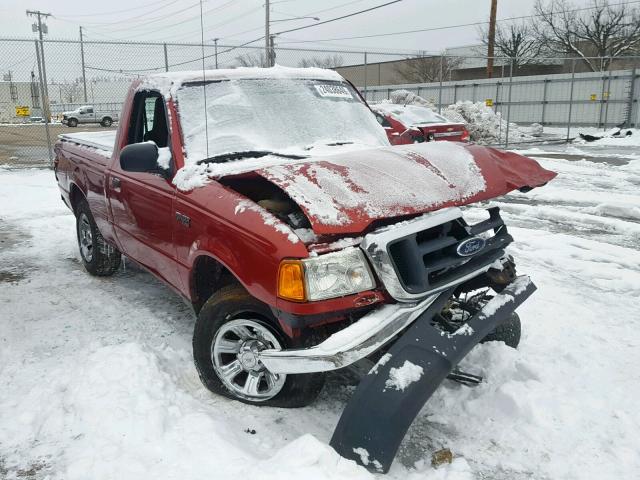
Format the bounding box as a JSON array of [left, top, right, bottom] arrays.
[[314, 84, 352, 99]]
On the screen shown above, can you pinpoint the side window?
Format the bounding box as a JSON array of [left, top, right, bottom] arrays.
[[86, 107, 94, 114], [144, 97, 156, 132], [127, 92, 169, 148], [375, 112, 391, 128]]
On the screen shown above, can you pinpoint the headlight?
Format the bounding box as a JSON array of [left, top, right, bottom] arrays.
[[277, 248, 376, 302]]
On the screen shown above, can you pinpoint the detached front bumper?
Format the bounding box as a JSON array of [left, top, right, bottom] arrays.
[[330, 275, 536, 473], [258, 275, 534, 376]]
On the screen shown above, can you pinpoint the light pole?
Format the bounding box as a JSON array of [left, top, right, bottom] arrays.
[[213, 38, 219, 69], [265, 0, 270, 67]]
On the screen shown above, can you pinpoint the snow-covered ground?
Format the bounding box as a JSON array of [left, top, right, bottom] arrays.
[[1, 143, 639, 479]]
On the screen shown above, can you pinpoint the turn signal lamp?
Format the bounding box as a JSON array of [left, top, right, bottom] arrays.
[[278, 260, 306, 301]]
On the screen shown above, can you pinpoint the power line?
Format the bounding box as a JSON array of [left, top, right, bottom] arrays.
[[273, 0, 403, 36], [54, 0, 183, 27], [55, 0, 179, 18], [89, 1, 202, 32], [216, 0, 370, 41], [277, 0, 640, 45], [84, 0, 404, 73], [83, 0, 238, 42]]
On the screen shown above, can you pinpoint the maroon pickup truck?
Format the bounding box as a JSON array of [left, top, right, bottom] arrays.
[[55, 66, 555, 471]]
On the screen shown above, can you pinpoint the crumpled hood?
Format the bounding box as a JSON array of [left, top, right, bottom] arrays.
[[253, 142, 556, 235]]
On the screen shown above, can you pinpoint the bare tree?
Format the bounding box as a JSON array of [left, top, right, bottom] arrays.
[[534, 0, 640, 71], [479, 22, 543, 71], [59, 82, 81, 103], [394, 53, 464, 83], [234, 51, 268, 68], [297, 54, 344, 69]]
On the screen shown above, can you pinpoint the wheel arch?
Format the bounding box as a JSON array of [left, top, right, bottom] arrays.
[[68, 181, 87, 215], [190, 254, 239, 313]]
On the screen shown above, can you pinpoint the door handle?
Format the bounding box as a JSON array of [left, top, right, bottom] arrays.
[[111, 176, 121, 191]]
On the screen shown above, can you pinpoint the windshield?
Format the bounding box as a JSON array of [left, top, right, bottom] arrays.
[[175, 78, 389, 162], [375, 104, 449, 126]]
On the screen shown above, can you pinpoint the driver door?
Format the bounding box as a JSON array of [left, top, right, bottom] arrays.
[[107, 91, 183, 291]]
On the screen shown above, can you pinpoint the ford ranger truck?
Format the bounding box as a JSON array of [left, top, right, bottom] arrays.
[[54, 66, 555, 471]]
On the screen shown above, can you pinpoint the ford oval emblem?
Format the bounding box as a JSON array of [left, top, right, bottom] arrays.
[[456, 237, 486, 257]]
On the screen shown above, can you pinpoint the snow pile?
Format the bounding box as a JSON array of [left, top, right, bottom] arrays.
[[0, 342, 373, 480], [385, 360, 424, 391], [441, 101, 535, 144], [388, 89, 436, 110]]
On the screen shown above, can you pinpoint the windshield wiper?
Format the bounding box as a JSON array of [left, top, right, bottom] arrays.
[[197, 150, 307, 165]]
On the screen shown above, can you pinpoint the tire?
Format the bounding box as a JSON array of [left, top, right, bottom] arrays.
[[101, 117, 113, 127], [193, 284, 325, 407], [76, 199, 121, 276], [481, 312, 521, 349], [67, 118, 78, 127]]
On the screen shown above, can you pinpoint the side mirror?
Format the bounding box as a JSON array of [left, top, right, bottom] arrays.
[[120, 142, 160, 172]]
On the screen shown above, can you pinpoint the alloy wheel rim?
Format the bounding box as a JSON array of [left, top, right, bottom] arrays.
[[78, 213, 94, 262], [211, 318, 286, 401]]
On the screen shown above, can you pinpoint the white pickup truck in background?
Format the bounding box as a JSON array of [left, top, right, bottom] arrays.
[[61, 105, 119, 127]]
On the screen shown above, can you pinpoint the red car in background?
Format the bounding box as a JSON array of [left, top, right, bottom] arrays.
[[372, 103, 469, 145]]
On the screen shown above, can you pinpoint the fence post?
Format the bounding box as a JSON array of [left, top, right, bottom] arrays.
[[494, 79, 500, 113], [79, 27, 88, 103], [626, 67, 637, 127], [438, 54, 444, 114], [603, 63, 612, 129], [566, 59, 576, 142], [163, 43, 169, 72], [363, 52, 368, 101], [541, 79, 548, 125], [34, 40, 53, 167], [504, 59, 514, 149]]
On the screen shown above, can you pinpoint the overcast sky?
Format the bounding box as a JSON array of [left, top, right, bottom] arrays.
[[2, 0, 542, 53]]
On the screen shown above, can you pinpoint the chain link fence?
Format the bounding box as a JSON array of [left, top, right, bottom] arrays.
[[1, 36, 639, 167]]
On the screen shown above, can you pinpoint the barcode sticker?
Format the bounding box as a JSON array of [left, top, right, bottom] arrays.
[[314, 84, 352, 99]]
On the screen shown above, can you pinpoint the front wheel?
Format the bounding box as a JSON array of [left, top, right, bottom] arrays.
[[67, 118, 78, 127], [76, 199, 121, 276], [193, 284, 325, 407]]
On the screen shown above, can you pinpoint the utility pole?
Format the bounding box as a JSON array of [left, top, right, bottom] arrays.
[[79, 26, 88, 103], [265, 0, 270, 67], [486, 0, 498, 78], [26, 10, 51, 119], [213, 38, 219, 69], [269, 35, 276, 67]]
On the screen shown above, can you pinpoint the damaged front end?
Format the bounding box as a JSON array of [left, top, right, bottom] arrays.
[[255, 205, 536, 472]]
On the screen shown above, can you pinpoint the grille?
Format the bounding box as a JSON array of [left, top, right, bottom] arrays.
[[386, 207, 512, 294]]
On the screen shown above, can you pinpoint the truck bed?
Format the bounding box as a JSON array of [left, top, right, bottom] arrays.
[[58, 131, 117, 156]]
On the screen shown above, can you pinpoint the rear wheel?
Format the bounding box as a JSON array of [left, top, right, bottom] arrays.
[[193, 284, 325, 407], [101, 117, 113, 127], [76, 199, 121, 276]]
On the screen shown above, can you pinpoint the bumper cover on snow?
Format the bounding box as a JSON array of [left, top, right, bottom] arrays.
[[330, 275, 536, 473]]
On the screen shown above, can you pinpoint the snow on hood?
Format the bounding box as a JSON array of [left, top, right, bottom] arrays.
[[257, 142, 488, 234], [255, 142, 556, 235], [176, 142, 556, 235]]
